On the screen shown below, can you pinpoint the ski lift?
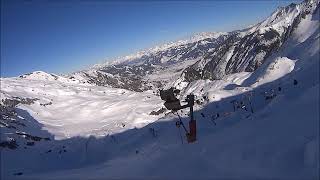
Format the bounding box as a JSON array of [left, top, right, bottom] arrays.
[[160, 88, 182, 111], [159, 87, 196, 143]]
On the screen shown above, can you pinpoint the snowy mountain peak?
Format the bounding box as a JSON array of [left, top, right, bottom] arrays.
[[18, 71, 59, 81], [248, 0, 319, 35]]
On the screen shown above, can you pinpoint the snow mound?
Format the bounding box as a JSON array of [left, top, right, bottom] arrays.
[[19, 71, 60, 81], [252, 57, 296, 87]]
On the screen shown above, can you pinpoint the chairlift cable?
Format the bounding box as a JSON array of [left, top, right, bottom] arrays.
[[177, 124, 184, 144], [174, 111, 188, 134]]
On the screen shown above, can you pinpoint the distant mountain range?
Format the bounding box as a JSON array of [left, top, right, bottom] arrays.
[[67, 0, 319, 92]]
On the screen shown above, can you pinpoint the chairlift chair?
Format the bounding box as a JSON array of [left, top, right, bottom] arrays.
[[159, 88, 196, 143]]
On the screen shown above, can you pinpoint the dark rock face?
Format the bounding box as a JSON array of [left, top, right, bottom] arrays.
[[0, 98, 51, 150], [82, 70, 150, 92], [1, 97, 39, 107], [0, 138, 18, 149], [149, 107, 166, 115]]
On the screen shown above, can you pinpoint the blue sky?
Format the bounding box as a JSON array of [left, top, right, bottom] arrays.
[[1, 0, 300, 77]]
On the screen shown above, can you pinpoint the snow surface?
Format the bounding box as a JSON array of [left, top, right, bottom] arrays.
[[1, 75, 164, 140], [2, 46, 318, 179], [2, 49, 318, 179]]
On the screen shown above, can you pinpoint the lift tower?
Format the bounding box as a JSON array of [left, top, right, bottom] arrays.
[[160, 88, 196, 143]]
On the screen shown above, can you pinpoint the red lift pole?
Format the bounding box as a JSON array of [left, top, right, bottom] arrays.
[[187, 94, 196, 143]]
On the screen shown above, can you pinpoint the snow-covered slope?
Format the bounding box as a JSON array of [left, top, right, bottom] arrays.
[[183, 0, 319, 82], [1, 73, 164, 140], [1, 0, 319, 179], [2, 41, 318, 179]]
